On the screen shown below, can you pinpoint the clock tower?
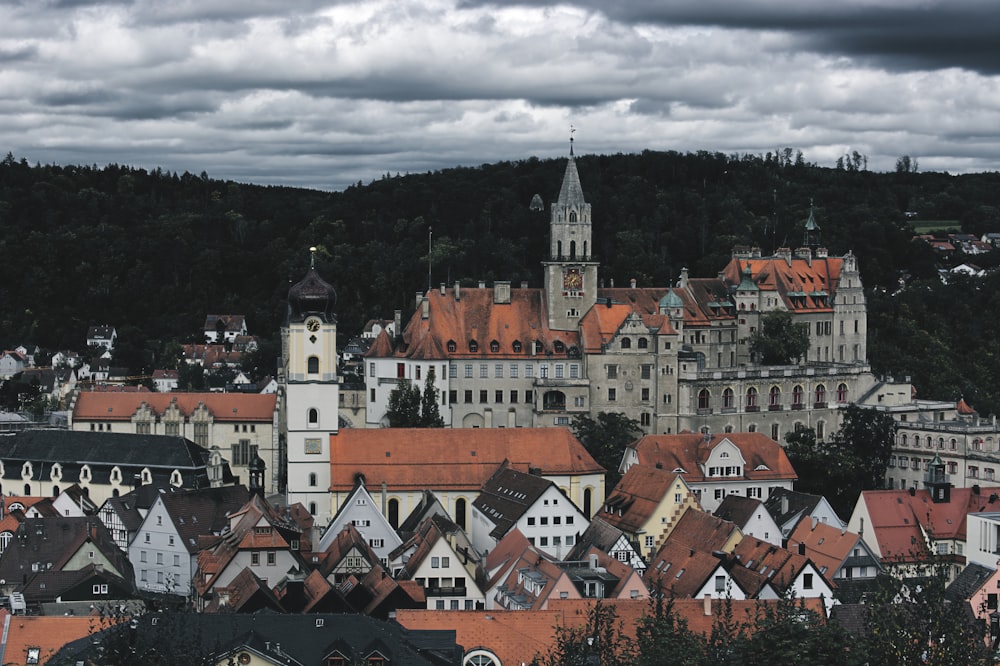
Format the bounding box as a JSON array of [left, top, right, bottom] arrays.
[[282, 248, 339, 526], [543, 139, 599, 330]]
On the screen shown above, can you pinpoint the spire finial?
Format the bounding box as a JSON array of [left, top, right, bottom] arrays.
[[569, 125, 575, 156], [309, 246, 317, 270]]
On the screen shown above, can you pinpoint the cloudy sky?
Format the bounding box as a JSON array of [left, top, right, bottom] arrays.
[[2, 0, 997, 191]]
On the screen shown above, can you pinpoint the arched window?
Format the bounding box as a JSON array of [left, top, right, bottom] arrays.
[[490, 340, 500, 353], [771, 423, 780, 440], [569, 211, 577, 223], [24, 484, 30, 495], [698, 389, 711, 410], [938, 437, 944, 449], [926, 436, 933, 449], [583, 488, 593, 517], [746, 387, 758, 409], [308, 356, 319, 374], [309, 473, 317, 487], [815, 384, 826, 405], [554, 341, 566, 354], [769, 386, 781, 408], [557, 241, 563, 257], [512, 340, 522, 353], [308, 408, 319, 426], [723, 388, 735, 409], [447, 340, 457, 353], [309, 502, 317, 515], [569, 240, 577, 259], [388, 499, 399, 529], [621, 337, 632, 349], [465, 651, 501, 666], [52, 486, 60, 497], [816, 420, 826, 440], [900, 434, 908, 447], [747, 424, 757, 433], [455, 498, 467, 531], [112, 488, 120, 497], [837, 383, 848, 403], [468, 340, 479, 353], [638, 337, 648, 349], [792, 385, 804, 407]]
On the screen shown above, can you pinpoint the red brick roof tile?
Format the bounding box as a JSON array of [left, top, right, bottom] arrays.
[[72, 392, 277, 422]]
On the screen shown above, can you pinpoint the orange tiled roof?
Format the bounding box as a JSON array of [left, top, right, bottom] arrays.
[[664, 507, 742, 553], [730, 536, 812, 593], [721, 254, 845, 313], [329, 428, 603, 492], [629, 432, 797, 483], [787, 518, 861, 583], [644, 539, 723, 597], [72, 392, 277, 422], [0, 609, 102, 665]]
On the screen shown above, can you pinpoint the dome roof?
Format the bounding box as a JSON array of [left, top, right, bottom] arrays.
[[659, 289, 683, 309], [287, 268, 337, 322]]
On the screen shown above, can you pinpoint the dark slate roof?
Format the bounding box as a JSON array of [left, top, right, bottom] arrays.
[[55, 611, 461, 666], [565, 517, 628, 562], [829, 603, 868, 637], [473, 466, 554, 540], [762, 487, 824, 527], [0, 430, 237, 489], [100, 484, 175, 533], [397, 490, 448, 540], [157, 485, 252, 553], [0, 516, 132, 588], [714, 495, 764, 526], [946, 562, 995, 602]]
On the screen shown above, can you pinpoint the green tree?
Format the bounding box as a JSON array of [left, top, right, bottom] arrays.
[[783, 426, 862, 518], [571, 412, 643, 488], [865, 555, 990, 665], [837, 404, 897, 491], [547, 600, 633, 666], [419, 366, 445, 427], [634, 595, 704, 666], [385, 379, 421, 427], [747, 310, 809, 365]]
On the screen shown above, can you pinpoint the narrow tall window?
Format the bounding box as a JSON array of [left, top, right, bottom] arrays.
[[308, 356, 319, 374]]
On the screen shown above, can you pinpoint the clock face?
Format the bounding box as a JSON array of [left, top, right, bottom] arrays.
[[306, 317, 321, 332], [563, 269, 583, 290]]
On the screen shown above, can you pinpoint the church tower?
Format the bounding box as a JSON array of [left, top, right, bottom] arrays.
[[543, 137, 599, 330], [282, 248, 339, 525]]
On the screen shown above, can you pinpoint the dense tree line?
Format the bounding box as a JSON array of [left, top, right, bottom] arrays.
[[2, 151, 1000, 410]]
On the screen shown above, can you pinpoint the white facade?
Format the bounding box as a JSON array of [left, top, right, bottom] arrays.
[[471, 484, 588, 560], [966, 512, 1000, 569], [129, 497, 193, 597], [403, 535, 485, 611], [318, 484, 402, 567]]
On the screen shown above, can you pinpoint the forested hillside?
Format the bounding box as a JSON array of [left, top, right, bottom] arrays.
[[2, 150, 999, 411]]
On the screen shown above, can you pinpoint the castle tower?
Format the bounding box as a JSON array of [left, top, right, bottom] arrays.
[[282, 248, 339, 525], [803, 199, 821, 248], [543, 137, 599, 330]]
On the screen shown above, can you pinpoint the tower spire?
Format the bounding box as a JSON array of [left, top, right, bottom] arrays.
[[569, 125, 575, 156]]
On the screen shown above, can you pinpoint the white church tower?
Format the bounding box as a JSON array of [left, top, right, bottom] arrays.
[[543, 136, 599, 331], [282, 248, 339, 524]]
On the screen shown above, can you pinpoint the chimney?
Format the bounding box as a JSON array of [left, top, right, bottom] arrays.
[[421, 296, 429, 320], [780, 495, 789, 515], [810, 516, 818, 531], [703, 593, 712, 616], [521, 281, 528, 289], [798, 542, 806, 556], [679, 267, 689, 289], [415, 291, 423, 310], [589, 553, 598, 569], [393, 309, 402, 339], [440, 283, 446, 295], [815, 247, 828, 258], [610, 278, 614, 288], [630, 278, 637, 289], [775, 247, 792, 265], [479, 280, 486, 289], [454, 281, 461, 301]]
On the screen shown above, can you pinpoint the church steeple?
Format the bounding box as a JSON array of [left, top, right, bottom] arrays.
[[803, 199, 821, 248], [543, 136, 599, 331]]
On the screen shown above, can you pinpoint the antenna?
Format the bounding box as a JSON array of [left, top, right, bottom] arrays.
[[309, 246, 317, 270], [427, 227, 433, 293]]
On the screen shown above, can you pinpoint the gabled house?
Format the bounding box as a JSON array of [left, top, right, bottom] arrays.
[[471, 465, 588, 560], [764, 487, 845, 538], [86, 325, 117, 351], [129, 485, 250, 597], [0, 496, 45, 555], [660, 506, 743, 554], [0, 610, 98, 666], [194, 495, 312, 603], [727, 535, 835, 614], [203, 314, 248, 344], [391, 514, 485, 611], [317, 481, 403, 567], [397, 489, 449, 539], [312, 523, 382, 585], [562, 546, 648, 601], [0, 351, 28, 380], [492, 545, 580, 611], [715, 494, 783, 546], [593, 463, 700, 560], [20, 562, 134, 605], [97, 484, 173, 552], [621, 432, 797, 512], [786, 516, 881, 588], [566, 516, 646, 573], [0, 516, 133, 602], [49, 484, 99, 518], [151, 369, 179, 393], [202, 566, 284, 614], [644, 538, 740, 600], [343, 564, 427, 619], [946, 561, 1000, 639]]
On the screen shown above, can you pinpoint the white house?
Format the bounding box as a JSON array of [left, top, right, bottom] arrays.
[[391, 514, 485, 611], [317, 482, 403, 567]]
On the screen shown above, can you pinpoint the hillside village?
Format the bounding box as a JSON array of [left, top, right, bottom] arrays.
[[2, 152, 1000, 663]]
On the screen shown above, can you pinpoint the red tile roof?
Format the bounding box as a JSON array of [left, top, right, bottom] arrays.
[[329, 428, 603, 492], [787, 518, 861, 583], [721, 254, 846, 313], [596, 464, 686, 533], [628, 432, 797, 483], [0, 609, 101, 665], [72, 392, 277, 422]]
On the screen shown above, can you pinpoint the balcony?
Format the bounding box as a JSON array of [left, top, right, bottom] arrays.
[[745, 406, 759, 413], [769, 404, 783, 412], [425, 586, 468, 597]]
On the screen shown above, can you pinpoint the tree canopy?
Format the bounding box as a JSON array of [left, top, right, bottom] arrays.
[[571, 412, 643, 488], [747, 310, 809, 365]]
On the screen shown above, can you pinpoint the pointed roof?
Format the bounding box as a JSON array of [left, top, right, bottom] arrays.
[[473, 466, 556, 540], [557, 156, 586, 207], [597, 464, 689, 533], [957, 398, 976, 415]]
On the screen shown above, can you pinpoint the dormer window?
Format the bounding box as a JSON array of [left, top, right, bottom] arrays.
[[469, 340, 479, 353], [554, 341, 565, 354], [447, 340, 457, 353], [490, 340, 500, 353], [621, 337, 632, 349], [512, 340, 522, 353]]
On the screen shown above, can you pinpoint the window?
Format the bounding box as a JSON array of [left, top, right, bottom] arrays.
[[251, 552, 260, 565], [495, 390, 503, 403], [447, 340, 457, 353], [480, 363, 488, 378], [715, 575, 726, 592], [814, 384, 826, 405], [512, 340, 523, 353], [723, 388, 734, 409], [469, 340, 479, 353], [555, 364, 564, 379], [640, 412, 651, 426], [644, 535, 654, 548], [309, 473, 317, 487], [308, 408, 319, 425], [745, 387, 758, 409], [479, 390, 488, 403], [608, 388, 616, 401], [494, 363, 503, 378], [698, 389, 710, 410], [464, 390, 473, 403], [606, 365, 618, 379], [308, 356, 320, 374], [267, 552, 276, 565], [803, 573, 814, 589], [490, 340, 500, 353], [792, 385, 803, 407], [768, 386, 781, 408], [464, 363, 473, 378], [621, 337, 632, 349], [836, 383, 848, 403]]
